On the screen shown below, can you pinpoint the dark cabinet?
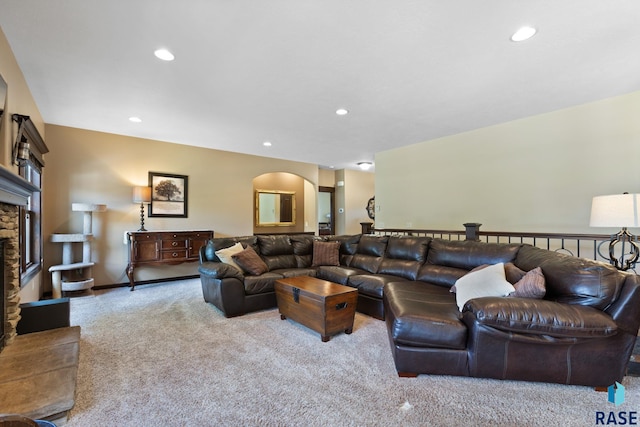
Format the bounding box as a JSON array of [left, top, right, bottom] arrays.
[[126, 230, 213, 290]]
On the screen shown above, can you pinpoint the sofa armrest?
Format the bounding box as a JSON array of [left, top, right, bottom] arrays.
[[198, 262, 244, 281], [198, 262, 247, 317], [605, 273, 640, 335], [463, 297, 617, 338]]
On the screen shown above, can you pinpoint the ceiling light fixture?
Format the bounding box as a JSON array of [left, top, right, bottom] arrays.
[[154, 48, 175, 61], [263, 141, 272, 147], [129, 116, 142, 123], [511, 26, 537, 42], [336, 108, 349, 116], [357, 162, 373, 171]]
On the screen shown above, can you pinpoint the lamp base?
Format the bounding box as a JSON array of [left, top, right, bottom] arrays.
[[608, 228, 639, 271], [138, 203, 147, 232]]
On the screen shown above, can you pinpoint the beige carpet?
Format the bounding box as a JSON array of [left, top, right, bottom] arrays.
[[66, 278, 639, 426]]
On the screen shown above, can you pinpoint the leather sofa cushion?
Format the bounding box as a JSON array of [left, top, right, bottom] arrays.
[[427, 239, 520, 270], [417, 264, 467, 288], [243, 272, 283, 295], [262, 254, 297, 271], [378, 236, 431, 280], [317, 266, 368, 285], [348, 274, 403, 298], [464, 297, 618, 338], [258, 235, 293, 256], [385, 236, 431, 261], [350, 236, 388, 273], [385, 281, 467, 349], [290, 234, 316, 268], [350, 254, 382, 274], [377, 259, 421, 280], [257, 235, 298, 271], [327, 234, 361, 255], [515, 245, 624, 310], [357, 235, 389, 256], [198, 262, 245, 281], [272, 268, 318, 278], [326, 234, 361, 266]]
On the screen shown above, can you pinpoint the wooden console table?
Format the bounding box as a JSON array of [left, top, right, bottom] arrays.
[[126, 230, 213, 290]]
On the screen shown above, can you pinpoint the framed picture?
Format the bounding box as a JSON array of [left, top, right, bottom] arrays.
[[148, 172, 188, 218]]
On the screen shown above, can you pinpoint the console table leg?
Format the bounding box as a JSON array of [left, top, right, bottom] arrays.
[[126, 265, 136, 291]]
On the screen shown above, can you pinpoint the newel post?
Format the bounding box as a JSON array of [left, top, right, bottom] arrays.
[[464, 223, 482, 241]]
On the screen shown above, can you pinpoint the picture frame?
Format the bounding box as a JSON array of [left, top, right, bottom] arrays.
[[148, 171, 188, 218]]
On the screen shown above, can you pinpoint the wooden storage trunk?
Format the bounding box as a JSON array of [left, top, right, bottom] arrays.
[[275, 276, 358, 342]]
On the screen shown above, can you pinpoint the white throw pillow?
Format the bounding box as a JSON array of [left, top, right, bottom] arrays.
[[454, 262, 515, 311], [215, 242, 244, 271]]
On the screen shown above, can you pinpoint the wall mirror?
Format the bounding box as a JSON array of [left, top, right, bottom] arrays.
[[255, 190, 296, 226]]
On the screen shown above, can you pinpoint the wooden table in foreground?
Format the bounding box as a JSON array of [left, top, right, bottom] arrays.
[[275, 276, 358, 342]]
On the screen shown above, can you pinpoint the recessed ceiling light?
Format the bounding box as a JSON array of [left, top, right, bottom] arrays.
[[357, 162, 373, 171], [154, 48, 175, 61], [263, 141, 272, 147], [129, 116, 142, 123], [511, 26, 537, 42], [336, 108, 349, 116]]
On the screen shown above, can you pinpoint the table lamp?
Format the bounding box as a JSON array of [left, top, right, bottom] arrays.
[[133, 186, 152, 231], [589, 192, 640, 270]]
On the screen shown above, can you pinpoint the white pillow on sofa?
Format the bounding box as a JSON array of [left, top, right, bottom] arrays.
[[215, 242, 244, 271], [454, 262, 515, 311]]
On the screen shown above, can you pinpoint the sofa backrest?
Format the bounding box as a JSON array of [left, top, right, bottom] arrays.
[[257, 235, 297, 270], [350, 235, 389, 273], [515, 245, 624, 310], [289, 234, 317, 268], [417, 239, 521, 287], [378, 236, 431, 280], [427, 239, 521, 269], [326, 234, 361, 266], [201, 236, 258, 262]]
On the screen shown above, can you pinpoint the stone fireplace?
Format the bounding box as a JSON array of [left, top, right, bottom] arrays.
[[0, 166, 38, 353]]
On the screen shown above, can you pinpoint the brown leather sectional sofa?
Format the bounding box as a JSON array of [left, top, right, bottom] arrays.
[[198, 233, 640, 387]]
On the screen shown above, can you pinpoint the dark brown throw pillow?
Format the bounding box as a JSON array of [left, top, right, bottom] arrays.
[[509, 266, 546, 299], [504, 262, 526, 284], [232, 246, 269, 276], [312, 241, 340, 267]]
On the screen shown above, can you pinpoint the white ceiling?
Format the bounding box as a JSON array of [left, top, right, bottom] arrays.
[[1, 1, 640, 171]]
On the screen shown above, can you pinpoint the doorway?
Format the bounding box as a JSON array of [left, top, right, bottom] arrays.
[[318, 186, 335, 235]]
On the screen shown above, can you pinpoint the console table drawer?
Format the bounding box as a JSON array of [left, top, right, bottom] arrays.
[[131, 233, 157, 241], [161, 250, 188, 260], [161, 239, 187, 250]]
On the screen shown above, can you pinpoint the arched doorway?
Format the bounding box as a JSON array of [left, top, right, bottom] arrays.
[[252, 172, 316, 235]]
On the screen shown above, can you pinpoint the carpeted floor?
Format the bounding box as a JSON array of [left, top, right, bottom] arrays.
[[66, 278, 639, 426]]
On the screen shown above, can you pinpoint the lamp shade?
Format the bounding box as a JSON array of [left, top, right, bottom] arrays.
[[132, 186, 152, 203], [590, 193, 640, 228]]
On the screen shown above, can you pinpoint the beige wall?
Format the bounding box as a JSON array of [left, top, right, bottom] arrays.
[[43, 125, 321, 291], [343, 169, 375, 234], [375, 91, 640, 235], [0, 27, 45, 301], [318, 168, 336, 187], [0, 27, 44, 167], [331, 169, 375, 235]]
